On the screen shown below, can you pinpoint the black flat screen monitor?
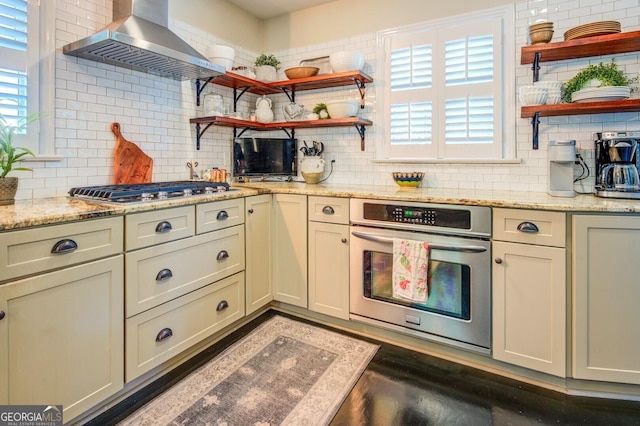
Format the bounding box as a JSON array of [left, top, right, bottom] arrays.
[[233, 137, 297, 177]]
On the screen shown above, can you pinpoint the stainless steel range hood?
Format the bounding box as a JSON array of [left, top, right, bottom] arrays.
[[63, 0, 224, 80]]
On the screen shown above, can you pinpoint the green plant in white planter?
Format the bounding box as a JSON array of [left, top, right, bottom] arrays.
[[562, 59, 638, 103], [0, 112, 38, 205], [254, 53, 281, 82]]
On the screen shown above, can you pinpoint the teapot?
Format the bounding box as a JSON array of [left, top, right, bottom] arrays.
[[255, 96, 274, 123]]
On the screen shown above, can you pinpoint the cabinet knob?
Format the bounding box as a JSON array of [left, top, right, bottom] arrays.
[[341, 238, 348, 244], [0, 311, 5, 320], [216, 210, 229, 220], [155, 327, 173, 342], [517, 221, 539, 233], [495, 258, 503, 264], [155, 221, 173, 233], [216, 300, 229, 311], [248, 208, 254, 214], [155, 268, 173, 281], [51, 239, 78, 254], [216, 250, 229, 261], [322, 206, 335, 215]]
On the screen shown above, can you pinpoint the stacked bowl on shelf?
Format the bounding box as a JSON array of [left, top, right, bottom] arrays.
[[528, 21, 554, 44], [519, 86, 548, 106], [534, 80, 563, 104]]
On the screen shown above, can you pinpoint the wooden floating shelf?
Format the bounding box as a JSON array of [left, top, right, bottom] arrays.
[[189, 116, 372, 128], [521, 30, 640, 64], [521, 99, 640, 118], [205, 70, 373, 96]]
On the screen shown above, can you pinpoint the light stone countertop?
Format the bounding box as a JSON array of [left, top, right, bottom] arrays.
[[1, 182, 640, 231]]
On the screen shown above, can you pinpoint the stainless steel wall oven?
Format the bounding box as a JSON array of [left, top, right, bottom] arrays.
[[350, 199, 492, 354]]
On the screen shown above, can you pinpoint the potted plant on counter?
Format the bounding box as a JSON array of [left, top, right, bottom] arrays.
[[254, 53, 281, 82], [0, 112, 38, 205]]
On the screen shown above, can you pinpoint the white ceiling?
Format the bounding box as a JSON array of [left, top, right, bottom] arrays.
[[226, 0, 336, 19]]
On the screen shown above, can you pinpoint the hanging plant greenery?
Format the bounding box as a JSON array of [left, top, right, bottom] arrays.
[[562, 59, 638, 103]]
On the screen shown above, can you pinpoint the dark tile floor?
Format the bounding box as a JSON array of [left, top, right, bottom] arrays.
[[87, 310, 640, 426]]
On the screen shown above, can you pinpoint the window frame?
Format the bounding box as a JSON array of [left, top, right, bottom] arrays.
[[375, 4, 516, 163], [0, 0, 57, 159]]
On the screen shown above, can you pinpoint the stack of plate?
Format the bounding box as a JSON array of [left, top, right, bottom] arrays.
[[571, 86, 630, 103], [564, 21, 621, 41]]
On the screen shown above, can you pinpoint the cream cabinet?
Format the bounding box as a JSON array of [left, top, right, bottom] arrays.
[[124, 204, 245, 382], [308, 196, 350, 320], [492, 208, 567, 377], [272, 194, 307, 307], [572, 214, 640, 385], [245, 195, 273, 315], [0, 218, 124, 423]]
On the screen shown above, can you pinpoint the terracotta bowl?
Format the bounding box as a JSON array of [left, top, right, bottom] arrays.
[[530, 28, 554, 44]]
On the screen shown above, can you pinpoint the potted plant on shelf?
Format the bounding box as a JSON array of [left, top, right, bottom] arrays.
[[562, 59, 638, 103], [254, 53, 281, 82], [0, 112, 38, 205]]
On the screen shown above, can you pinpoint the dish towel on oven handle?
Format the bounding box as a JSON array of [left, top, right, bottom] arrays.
[[392, 238, 430, 302]]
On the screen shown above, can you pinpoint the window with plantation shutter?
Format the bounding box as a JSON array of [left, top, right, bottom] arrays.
[[0, 0, 55, 156], [377, 5, 515, 161]]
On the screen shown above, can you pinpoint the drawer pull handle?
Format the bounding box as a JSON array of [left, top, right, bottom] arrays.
[[517, 222, 539, 233], [155, 221, 172, 233], [216, 250, 229, 261], [0, 311, 5, 320], [217, 210, 229, 220], [495, 258, 503, 264], [155, 269, 173, 281], [216, 300, 229, 311], [322, 206, 335, 215], [155, 328, 173, 342], [51, 239, 78, 254]]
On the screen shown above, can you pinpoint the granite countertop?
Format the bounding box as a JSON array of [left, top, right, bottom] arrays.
[[1, 183, 639, 231]]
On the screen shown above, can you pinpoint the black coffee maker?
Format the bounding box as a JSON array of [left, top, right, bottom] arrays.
[[595, 131, 640, 199]]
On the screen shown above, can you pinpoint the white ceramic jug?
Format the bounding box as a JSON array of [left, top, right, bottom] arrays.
[[300, 156, 326, 184], [255, 96, 274, 123]]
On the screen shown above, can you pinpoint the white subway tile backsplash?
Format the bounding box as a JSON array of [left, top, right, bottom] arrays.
[[13, 0, 640, 200]]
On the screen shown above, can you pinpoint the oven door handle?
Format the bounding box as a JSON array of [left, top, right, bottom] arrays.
[[350, 231, 487, 253]]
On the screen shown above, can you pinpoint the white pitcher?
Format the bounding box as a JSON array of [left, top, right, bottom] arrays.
[[255, 96, 274, 123]]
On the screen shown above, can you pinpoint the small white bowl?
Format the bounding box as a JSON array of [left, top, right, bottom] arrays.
[[326, 99, 360, 118], [329, 51, 365, 73], [519, 86, 548, 106]]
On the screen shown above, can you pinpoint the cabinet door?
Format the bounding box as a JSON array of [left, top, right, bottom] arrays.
[[308, 221, 349, 319], [573, 215, 640, 384], [245, 195, 273, 314], [272, 194, 307, 307], [0, 256, 124, 423], [492, 241, 566, 377]]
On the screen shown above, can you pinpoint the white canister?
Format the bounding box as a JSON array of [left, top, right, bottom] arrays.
[[300, 157, 326, 184]]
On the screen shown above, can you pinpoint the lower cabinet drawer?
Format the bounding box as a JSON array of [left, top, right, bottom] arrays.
[[125, 225, 245, 317], [125, 272, 245, 382]]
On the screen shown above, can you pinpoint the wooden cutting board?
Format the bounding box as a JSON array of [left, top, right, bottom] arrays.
[[112, 122, 153, 184]]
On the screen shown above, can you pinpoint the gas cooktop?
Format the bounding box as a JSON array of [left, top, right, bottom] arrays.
[[68, 181, 235, 204]]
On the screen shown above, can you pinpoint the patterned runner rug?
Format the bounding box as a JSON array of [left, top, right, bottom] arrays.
[[118, 316, 378, 426]]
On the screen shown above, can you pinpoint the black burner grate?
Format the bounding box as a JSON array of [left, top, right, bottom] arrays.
[[69, 181, 231, 203]]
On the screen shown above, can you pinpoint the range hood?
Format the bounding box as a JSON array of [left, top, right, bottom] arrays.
[[63, 0, 224, 80]]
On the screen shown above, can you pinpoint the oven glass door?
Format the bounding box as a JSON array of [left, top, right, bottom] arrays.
[[350, 226, 491, 351], [364, 251, 471, 320]]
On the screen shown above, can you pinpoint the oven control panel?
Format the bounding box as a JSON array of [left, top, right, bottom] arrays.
[[362, 203, 471, 229]]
